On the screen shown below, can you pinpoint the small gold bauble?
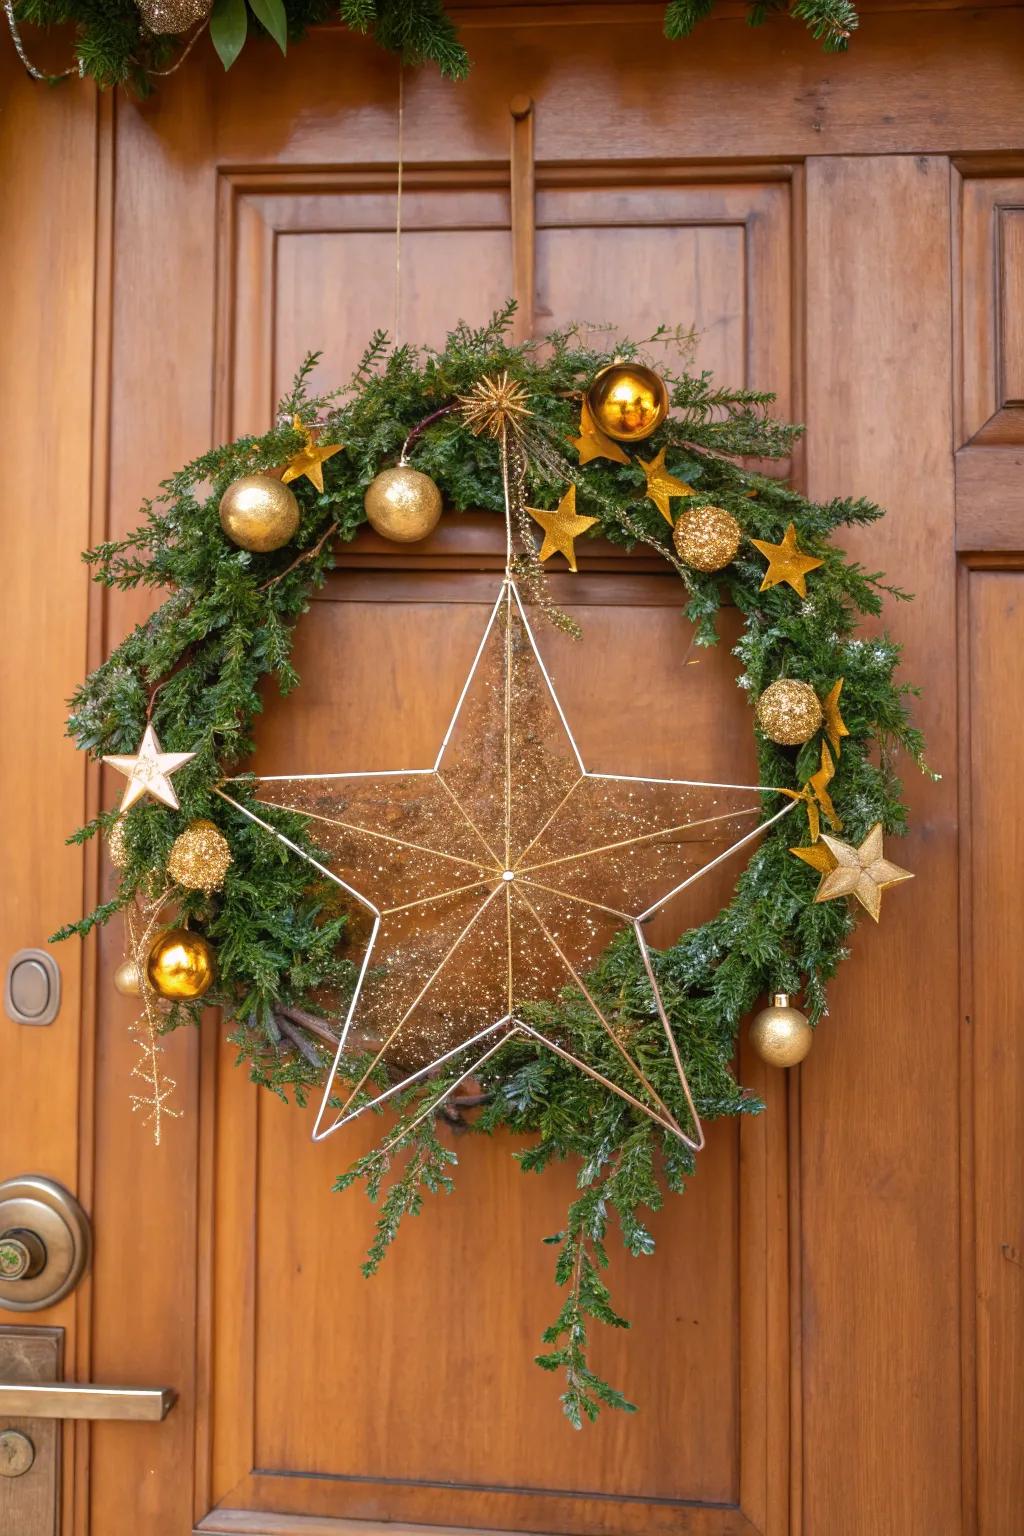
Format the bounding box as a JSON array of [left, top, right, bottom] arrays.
[[107, 817, 130, 870], [586, 362, 669, 443], [146, 928, 216, 1000], [673, 503, 742, 572], [113, 958, 144, 996], [219, 474, 300, 553], [167, 819, 233, 893], [755, 679, 823, 746], [364, 465, 443, 543], [749, 993, 813, 1067], [135, 0, 211, 33]]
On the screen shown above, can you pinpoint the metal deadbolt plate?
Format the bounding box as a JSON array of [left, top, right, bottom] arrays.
[[0, 1178, 91, 1312]]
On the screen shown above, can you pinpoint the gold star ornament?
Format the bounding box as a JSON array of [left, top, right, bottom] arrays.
[[281, 416, 343, 494], [570, 400, 629, 466], [103, 723, 195, 812], [811, 822, 913, 922], [751, 522, 824, 597], [528, 485, 598, 572], [820, 678, 850, 757], [637, 446, 694, 526]]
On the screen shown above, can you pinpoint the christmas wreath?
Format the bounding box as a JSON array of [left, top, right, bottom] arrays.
[[58, 305, 926, 1425]]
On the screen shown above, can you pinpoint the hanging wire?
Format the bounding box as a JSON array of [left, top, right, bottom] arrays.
[[394, 63, 405, 346], [3, 0, 81, 79]]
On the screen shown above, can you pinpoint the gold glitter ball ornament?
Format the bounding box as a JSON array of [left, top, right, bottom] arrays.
[[586, 361, 669, 443], [749, 993, 813, 1067], [755, 679, 823, 746], [167, 819, 233, 893], [135, 0, 211, 33], [146, 928, 216, 1001], [364, 465, 442, 543], [114, 958, 145, 997], [219, 475, 301, 553], [673, 503, 742, 571]]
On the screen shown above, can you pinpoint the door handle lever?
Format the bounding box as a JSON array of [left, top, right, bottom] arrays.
[[0, 1382, 176, 1421]]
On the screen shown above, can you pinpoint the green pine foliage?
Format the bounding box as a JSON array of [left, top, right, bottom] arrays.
[[58, 305, 927, 1421], [12, 0, 860, 91]]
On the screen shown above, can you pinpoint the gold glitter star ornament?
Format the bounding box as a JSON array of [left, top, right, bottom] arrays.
[[638, 447, 695, 526], [103, 724, 195, 812], [281, 416, 343, 494], [811, 822, 913, 921], [751, 522, 824, 597], [528, 486, 598, 572]]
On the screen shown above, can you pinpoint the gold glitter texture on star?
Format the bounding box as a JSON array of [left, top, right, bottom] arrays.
[[790, 841, 838, 875], [821, 678, 849, 757], [281, 416, 343, 494], [220, 579, 796, 1151], [811, 822, 913, 922], [750, 522, 824, 597], [527, 485, 598, 572], [457, 371, 531, 440], [570, 400, 629, 466], [103, 723, 195, 812], [637, 446, 695, 526]]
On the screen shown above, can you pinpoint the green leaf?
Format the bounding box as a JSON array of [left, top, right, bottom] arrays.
[[248, 0, 288, 54], [210, 0, 248, 69]]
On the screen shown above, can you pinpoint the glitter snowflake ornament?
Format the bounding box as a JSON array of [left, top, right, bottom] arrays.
[[219, 577, 795, 1152]]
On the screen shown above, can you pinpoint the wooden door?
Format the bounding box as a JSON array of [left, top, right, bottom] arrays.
[[3, 6, 1024, 1533]]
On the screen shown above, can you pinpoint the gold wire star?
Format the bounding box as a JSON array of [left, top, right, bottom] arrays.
[[570, 400, 629, 466], [281, 416, 343, 494], [219, 577, 797, 1152], [637, 446, 695, 526], [811, 823, 913, 922], [527, 485, 598, 572], [103, 723, 195, 813], [457, 371, 532, 440], [750, 522, 824, 597], [820, 678, 849, 757]]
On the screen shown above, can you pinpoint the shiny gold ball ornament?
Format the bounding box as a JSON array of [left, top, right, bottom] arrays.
[[585, 361, 669, 443], [113, 958, 145, 996], [167, 819, 232, 893], [219, 475, 300, 553], [673, 503, 742, 572], [749, 993, 813, 1067], [146, 928, 216, 1001], [364, 465, 442, 543], [107, 817, 130, 870], [755, 679, 823, 746]]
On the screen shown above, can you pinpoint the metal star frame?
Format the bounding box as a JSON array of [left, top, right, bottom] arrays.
[[218, 576, 795, 1152]]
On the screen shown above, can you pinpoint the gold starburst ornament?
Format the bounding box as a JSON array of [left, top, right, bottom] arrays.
[[457, 371, 532, 440]]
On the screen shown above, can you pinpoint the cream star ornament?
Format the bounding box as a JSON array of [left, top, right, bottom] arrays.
[[103, 723, 195, 812], [217, 576, 797, 1152], [527, 485, 598, 571], [280, 416, 343, 494], [750, 522, 824, 597], [637, 446, 695, 526], [811, 822, 913, 922], [569, 400, 629, 466]]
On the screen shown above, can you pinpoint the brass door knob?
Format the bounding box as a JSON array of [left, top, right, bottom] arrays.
[[0, 1229, 47, 1282], [0, 1177, 90, 1312]]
